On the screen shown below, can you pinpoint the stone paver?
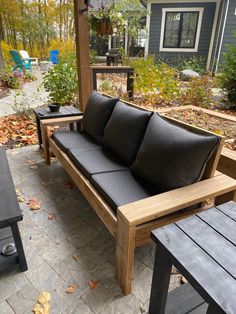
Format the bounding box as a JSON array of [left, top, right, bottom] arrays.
[[0, 146, 181, 313]]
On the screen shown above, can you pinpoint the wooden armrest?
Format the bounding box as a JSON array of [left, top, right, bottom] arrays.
[[118, 174, 236, 226], [41, 115, 83, 126]]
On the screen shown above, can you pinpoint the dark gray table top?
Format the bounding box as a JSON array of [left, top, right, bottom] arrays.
[[33, 106, 83, 119], [151, 201, 236, 314], [0, 147, 23, 228]]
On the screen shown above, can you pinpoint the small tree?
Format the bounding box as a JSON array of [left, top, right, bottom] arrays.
[[218, 35, 236, 106]]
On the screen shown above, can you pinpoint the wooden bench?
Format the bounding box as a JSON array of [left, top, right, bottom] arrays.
[[0, 147, 27, 274], [149, 201, 236, 313], [42, 97, 236, 295]]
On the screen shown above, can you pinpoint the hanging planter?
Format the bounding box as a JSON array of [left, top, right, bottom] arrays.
[[93, 17, 113, 36]]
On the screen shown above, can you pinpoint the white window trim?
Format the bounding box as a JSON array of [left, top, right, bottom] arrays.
[[159, 7, 204, 52]]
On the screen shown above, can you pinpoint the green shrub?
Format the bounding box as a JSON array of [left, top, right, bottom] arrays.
[[218, 40, 236, 107], [176, 56, 206, 75], [130, 56, 179, 103], [178, 76, 213, 107], [0, 64, 23, 89], [42, 54, 78, 105]]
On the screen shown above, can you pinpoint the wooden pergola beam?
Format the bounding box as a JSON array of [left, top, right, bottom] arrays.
[[73, 0, 92, 111]]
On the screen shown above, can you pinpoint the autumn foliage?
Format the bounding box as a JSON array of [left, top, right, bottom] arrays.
[[0, 114, 37, 148]]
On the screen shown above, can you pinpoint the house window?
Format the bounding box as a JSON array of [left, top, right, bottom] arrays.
[[160, 8, 204, 52]]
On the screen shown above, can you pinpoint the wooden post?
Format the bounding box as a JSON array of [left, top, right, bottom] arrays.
[[73, 0, 92, 112]]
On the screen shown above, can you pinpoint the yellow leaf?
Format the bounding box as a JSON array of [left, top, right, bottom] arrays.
[[65, 284, 78, 294], [32, 303, 44, 314], [18, 196, 25, 203], [38, 291, 51, 304]]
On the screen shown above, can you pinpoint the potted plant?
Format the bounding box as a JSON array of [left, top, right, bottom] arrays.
[[42, 55, 78, 111]]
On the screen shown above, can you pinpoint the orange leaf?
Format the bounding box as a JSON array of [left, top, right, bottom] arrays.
[[48, 213, 56, 221], [65, 284, 78, 294], [88, 280, 98, 289], [72, 255, 80, 262], [64, 181, 75, 189], [27, 198, 41, 210]]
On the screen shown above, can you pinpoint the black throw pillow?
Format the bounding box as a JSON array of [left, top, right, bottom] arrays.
[[83, 91, 119, 144], [131, 113, 219, 193], [103, 101, 152, 165]]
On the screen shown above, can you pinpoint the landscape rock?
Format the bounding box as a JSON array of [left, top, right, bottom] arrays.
[[180, 69, 200, 81]]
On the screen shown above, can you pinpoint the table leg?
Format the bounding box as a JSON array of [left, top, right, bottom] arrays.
[[35, 116, 42, 148], [207, 303, 225, 314], [41, 123, 51, 165], [149, 243, 172, 314], [11, 223, 28, 272]]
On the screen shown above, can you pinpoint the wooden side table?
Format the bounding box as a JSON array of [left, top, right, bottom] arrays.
[[33, 106, 83, 148], [0, 147, 27, 273], [149, 201, 236, 314]]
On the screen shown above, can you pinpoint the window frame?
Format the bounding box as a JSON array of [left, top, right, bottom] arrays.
[[159, 7, 204, 52]]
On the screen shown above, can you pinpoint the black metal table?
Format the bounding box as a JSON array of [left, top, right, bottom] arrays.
[[0, 147, 27, 274], [33, 106, 83, 148], [91, 66, 134, 99], [149, 201, 236, 314]]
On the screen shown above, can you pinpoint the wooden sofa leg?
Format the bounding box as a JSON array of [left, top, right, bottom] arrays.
[[116, 214, 136, 295], [215, 190, 236, 205], [41, 124, 51, 165]]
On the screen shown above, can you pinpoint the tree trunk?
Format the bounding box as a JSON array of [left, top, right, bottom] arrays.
[[0, 15, 5, 41], [0, 42, 4, 68]]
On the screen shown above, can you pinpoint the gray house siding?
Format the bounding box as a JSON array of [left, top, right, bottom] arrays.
[[148, 2, 216, 64], [221, 0, 236, 56]]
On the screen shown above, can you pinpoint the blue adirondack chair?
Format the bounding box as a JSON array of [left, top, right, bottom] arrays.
[[49, 50, 59, 65], [9, 50, 32, 72]]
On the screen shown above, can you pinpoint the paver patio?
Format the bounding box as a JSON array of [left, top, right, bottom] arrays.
[[0, 145, 182, 314]]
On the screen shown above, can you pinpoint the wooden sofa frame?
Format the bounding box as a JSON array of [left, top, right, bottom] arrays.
[[41, 108, 236, 295]]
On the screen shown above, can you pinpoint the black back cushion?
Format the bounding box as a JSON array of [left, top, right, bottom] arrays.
[[83, 91, 119, 144], [103, 101, 152, 165], [131, 113, 219, 193]]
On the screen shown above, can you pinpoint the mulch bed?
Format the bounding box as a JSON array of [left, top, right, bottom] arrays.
[[163, 109, 236, 150]]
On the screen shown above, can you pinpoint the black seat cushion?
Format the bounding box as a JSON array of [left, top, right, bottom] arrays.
[[83, 91, 119, 144], [68, 148, 128, 179], [131, 113, 219, 193], [103, 101, 152, 165], [52, 131, 101, 153], [91, 170, 151, 211]]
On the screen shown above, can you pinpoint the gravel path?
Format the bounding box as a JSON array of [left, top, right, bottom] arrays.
[[0, 68, 49, 117]]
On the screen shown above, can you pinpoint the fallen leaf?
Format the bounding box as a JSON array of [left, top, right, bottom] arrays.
[[65, 284, 79, 294], [33, 291, 51, 314], [38, 291, 51, 304], [18, 196, 25, 202], [72, 255, 80, 262], [88, 280, 98, 289], [30, 165, 38, 170], [27, 198, 41, 210], [181, 275, 188, 284], [32, 303, 44, 314], [48, 213, 56, 221], [26, 160, 36, 164], [64, 181, 75, 189]]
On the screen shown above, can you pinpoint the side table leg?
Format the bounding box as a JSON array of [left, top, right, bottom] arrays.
[[11, 223, 28, 272], [207, 303, 225, 314], [149, 243, 172, 314], [35, 116, 42, 148], [41, 123, 51, 165]]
